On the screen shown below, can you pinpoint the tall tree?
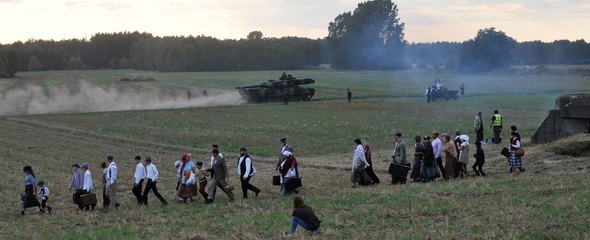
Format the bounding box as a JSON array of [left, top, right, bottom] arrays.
[[459, 27, 516, 72], [328, 0, 406, 70]]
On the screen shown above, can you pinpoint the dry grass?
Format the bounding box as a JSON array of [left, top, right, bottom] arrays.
[[1, 70, 590, 239]]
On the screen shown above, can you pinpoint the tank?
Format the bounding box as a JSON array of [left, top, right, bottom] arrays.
[[531, 94, 590, 143], [236, 75, 316, 103]]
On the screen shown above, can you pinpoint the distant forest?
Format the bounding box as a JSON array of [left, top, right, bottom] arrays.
[[1, 31, 590, 74]]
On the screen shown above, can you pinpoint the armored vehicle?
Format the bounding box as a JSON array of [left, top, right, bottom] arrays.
[[236, 74, 316, 103]]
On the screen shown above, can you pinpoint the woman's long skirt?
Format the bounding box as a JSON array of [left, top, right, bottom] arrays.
[[23, 185, 40, 209]]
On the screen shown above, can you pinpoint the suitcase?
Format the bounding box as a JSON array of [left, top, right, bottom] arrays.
[[80, 193, 97, 206], [284, 177, 302, 190], [388, 163, 410, 178], [272, 175, 281, 186], [501, 147, 510, 158]]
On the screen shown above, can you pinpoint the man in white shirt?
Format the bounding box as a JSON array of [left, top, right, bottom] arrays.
[[277, 138, 293, 170], [351, 138, 370, 188], [431, 131, 446, 179], [142, 156, 168, 206], [237, 147, 260, 199], [105, 154, 120, 208], [132, 155, 146, 205], [81, 163, 96, 210]]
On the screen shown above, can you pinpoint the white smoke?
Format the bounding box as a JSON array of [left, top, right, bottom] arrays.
[[0, 81, 246, 115]]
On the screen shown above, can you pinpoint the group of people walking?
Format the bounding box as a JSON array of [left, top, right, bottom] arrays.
[[350, 110, 525, 187], [19, 141, 321, 237], [20, 110, 526, 237]]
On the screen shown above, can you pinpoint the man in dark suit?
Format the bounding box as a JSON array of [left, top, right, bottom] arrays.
[[205, 149, 234, 204]]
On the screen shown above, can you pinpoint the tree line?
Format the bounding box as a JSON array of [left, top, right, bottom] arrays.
[[2, 0, 590, 77], [0, 31, 323, 75]]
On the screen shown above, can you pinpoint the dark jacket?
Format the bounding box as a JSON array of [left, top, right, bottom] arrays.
[[293, 207, 321, 231], [211, 156, 229, 181], [474, 146, 485, 164], [423, 142, 435, 166]]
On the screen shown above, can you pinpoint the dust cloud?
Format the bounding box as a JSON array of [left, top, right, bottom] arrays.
[[0, 81, 246, 116]]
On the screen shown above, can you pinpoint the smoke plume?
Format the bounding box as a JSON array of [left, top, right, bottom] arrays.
[[0, 81, 246, 116]]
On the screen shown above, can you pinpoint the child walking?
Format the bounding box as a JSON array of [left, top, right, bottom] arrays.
[[195, 161, 209, 201], [37, 180, 53, 213]]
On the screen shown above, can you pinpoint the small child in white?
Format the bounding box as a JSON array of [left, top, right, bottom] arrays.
[[37, 180, 52, 214]]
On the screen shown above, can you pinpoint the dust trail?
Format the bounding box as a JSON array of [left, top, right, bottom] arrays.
[[0, 81, 246, 116]]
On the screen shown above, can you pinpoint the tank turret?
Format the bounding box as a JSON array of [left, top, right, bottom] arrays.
[[236, 75, 316, 103]]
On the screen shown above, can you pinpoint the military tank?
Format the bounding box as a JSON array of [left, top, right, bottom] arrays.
[[236, 74, 316, 103]]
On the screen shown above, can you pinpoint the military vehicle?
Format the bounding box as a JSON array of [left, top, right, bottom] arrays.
[[236, 74, 316, 103], [531, 93, 590, 143], [426, 86, 459, 101]]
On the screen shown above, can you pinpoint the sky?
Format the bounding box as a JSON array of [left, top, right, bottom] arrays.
[[1, 0, 589, 44]]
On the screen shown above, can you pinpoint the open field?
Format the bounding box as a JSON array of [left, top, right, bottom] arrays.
[[1, 69, 589, 239]]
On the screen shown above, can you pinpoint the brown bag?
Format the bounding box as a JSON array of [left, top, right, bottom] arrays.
[[515, 148, 525, 157], [80, 193, 97, 206], [224, 184, 234, 192]]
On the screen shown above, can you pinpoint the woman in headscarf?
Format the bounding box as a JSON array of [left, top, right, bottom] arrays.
[[409, 135, 424, 182], [279, 151, 300, 195], [21, 165, 41, 215], [457, 135, 470, 178], [177, 153, 196, 202], [363, 144, 380, 184]]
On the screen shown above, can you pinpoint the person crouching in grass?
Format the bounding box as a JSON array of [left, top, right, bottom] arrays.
[[288, 196, 321, 237]]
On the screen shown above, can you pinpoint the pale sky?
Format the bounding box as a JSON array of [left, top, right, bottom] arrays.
[[1, 0, 589, 44]]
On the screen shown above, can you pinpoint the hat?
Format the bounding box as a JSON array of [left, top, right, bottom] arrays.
[[282, 151, 292, 156], [106, 154, 114, 160], [239, 147, 247, 151], [145, 156, 152, 162], [280, 137, 287, 142], [81, 163, 88, 169], [174, 160, 181, 168], [72, 163, 80, 168]]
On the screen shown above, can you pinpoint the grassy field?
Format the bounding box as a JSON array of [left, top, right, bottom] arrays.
[[1, 69, 589, 239]]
